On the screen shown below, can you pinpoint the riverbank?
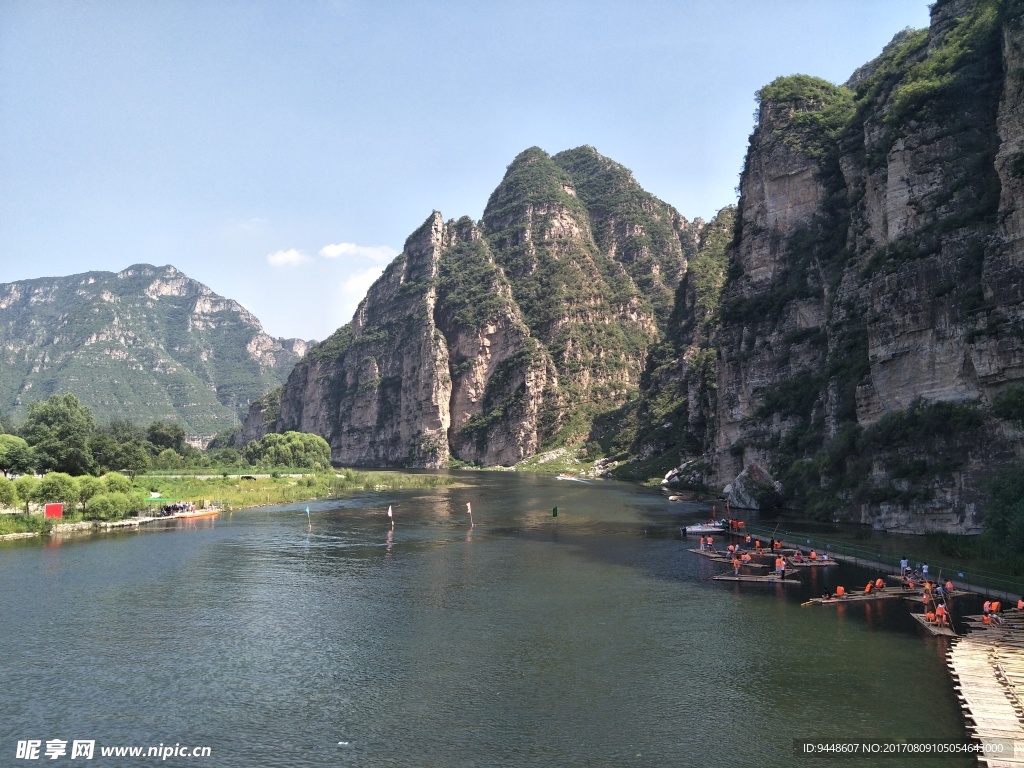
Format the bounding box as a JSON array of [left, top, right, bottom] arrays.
[[1, 509, 227, 540], [0, 469, 460, 543]]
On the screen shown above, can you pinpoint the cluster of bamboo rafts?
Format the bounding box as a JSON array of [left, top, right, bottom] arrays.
[[685, 522, 1024, 762], [687, 538, 836, 585], [947, 610, 1024, 767]]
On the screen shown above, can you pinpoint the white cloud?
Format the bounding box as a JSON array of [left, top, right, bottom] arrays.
[[335, 264, 388, 324], [342, 265, 387, 299], [319, 242, 398, 262], [267, 248, 312, 267]]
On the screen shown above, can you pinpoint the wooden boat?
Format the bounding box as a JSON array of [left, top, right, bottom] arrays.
[[682, 521, 727, 535], [909, 612, 957, 637], [176, 508, 220, 519], [686, 549, 769, 570], [712, 573, 801, 585]]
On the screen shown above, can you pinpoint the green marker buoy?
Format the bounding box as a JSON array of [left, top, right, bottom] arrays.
[[552, 506, 558, 517]]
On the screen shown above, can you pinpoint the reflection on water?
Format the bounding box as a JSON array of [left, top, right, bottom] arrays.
[[0, 473, 971, 767]]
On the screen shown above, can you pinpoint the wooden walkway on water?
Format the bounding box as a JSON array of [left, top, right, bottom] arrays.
[[947, 610, 1024, 766]]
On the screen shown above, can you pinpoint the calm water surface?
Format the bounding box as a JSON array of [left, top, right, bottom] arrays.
[[1, 473, 971, 767]]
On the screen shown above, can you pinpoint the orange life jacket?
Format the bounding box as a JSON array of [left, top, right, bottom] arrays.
[[926, 611, 936, 622], [809, 551, 817, 560], [992, 601, 1002, 613], [835, 586, 845, 597], [864, 583, 873, 593], [875, 578, 884, 589]]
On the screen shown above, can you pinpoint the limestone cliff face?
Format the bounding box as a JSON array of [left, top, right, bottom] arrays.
[[268, 212, 560, 468], [245, 146, 697, 467], [275, 214, 454, 468], [705, 0, 1024, 532]]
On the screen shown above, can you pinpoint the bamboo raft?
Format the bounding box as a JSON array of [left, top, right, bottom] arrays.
[[785, 559, 838, 568], [803, 588, 920, 606], [909, 612, 957, 637], [946, 619, 1024, 767], [712, 573, 801, 585], [686, 549, 769, 570]]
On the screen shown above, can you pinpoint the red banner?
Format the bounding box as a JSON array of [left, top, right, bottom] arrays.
[[44, 503, 63, 519]]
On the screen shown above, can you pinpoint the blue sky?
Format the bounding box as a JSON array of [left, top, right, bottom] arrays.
[[0, 0, 933, 341]]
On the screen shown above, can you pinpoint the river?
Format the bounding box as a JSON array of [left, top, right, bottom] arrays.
[[0, 472, 971, 766]]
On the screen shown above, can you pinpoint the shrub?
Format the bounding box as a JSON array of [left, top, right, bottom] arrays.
[[104, 472, 133, 495]]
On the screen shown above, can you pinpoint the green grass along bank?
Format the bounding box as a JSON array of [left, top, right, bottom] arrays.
[[0, 468, 458, 539]]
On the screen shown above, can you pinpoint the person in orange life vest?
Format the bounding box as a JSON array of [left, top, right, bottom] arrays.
[[732, 557, 741, 576], [741, 552, 751, 563], [809, 550, 817, 560], [706, 535, 713, 550], [864, 581, 874, 594], [935, 604, 948, 626], [755, 539, 762, 553], [945, 580, 954, 594], [983, 613, 992, 625], [1018, 598, 1024, 610], [727, 544, 735, 556], [874, 578, 885, 590], [983, 600, 992, 615], [778, 556, 787, 580], [991, 601, 1002, 615], [835, 585, 846, 598], [925, 610, 937, 623]]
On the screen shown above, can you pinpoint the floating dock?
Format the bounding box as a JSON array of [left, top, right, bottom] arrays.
[[97, 508, 220, 530]]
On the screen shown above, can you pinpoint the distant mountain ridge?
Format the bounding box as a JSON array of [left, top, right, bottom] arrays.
[[0, 264, 310, 434]]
